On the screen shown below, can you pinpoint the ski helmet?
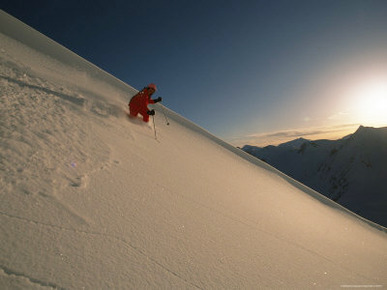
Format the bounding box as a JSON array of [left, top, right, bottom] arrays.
[[148, 83, 157, 91]]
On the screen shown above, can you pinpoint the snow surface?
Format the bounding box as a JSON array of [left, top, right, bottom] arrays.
[[1, 10, 387, 289]]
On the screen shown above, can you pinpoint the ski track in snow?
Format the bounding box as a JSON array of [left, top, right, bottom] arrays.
[[2, 189, 372, 288], [0, 265, 64, 290], [0, 211, 202, 289]]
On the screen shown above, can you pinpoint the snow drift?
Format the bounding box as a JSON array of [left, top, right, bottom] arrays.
[[1, 10, 386, 289]]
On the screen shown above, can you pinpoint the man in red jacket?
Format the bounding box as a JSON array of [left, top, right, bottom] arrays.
[[129, 83, 162, 122]]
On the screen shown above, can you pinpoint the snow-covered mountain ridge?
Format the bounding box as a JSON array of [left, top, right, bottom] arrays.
[[242, 126, 387, 227], [1, 10, 386, 289]]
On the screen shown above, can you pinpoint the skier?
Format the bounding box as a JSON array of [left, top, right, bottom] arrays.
[[128, 83, 162, 122]]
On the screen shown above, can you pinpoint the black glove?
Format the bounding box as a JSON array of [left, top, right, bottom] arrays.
[[153, 97, 162, 103], [147, 109, 155, 116]]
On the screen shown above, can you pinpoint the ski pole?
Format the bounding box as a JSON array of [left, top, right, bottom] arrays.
[[152, 114, 157, 140], [160, 105, 170, 125]]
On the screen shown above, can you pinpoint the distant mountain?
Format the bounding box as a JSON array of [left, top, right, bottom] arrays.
[[242, 126, 387, 227]]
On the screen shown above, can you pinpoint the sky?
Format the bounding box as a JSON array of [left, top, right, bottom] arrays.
[[2, 0, 387, 146]]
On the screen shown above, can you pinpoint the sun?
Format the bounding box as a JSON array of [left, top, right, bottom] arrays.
[[350, 79, 387, 126]]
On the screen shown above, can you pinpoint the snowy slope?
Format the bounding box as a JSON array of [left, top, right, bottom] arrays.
[[242, 126, 387, 228], [1, 10, 387, 289]]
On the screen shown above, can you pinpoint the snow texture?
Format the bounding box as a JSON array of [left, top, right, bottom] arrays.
[[1, 10, 386, 289]]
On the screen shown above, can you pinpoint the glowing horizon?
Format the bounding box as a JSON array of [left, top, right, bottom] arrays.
[[228, 123, 387, 147]]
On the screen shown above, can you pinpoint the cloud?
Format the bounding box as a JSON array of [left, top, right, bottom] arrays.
[[328, 111, 350, 121]]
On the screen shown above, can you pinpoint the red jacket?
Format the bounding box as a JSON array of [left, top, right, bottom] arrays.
[[129, 89, 155, 114]]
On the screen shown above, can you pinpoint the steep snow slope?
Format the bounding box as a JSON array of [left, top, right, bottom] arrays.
[[242, 126, 387, 227], [1, 11, 387, 289]]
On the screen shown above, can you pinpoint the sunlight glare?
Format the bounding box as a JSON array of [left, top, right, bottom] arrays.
[[350, 79, 387, 126]]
